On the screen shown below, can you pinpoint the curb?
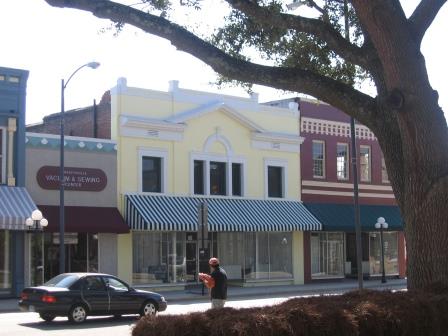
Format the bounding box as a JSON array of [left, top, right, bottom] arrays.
[[0, 283, 407, 313]]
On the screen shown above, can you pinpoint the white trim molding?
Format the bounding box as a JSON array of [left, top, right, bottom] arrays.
[[251, 132, 303, 153], [189, 151, 247, 197], [264, 158, 288, 199], [203, 132, 234, 156], [167, 102, 265, 132], [302, 189, 395, 198], [120, 115, 185, 141], [302, 180, 392, 191], [138, 147, 168, 193]]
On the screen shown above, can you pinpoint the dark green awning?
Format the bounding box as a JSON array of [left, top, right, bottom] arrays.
[[304, 203, 403, 231]]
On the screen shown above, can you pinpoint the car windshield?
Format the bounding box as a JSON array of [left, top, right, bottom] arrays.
[[43, 274, 79, 288]]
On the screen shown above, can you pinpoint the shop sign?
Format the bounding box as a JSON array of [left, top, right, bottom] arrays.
[[37, 166, 107, 191]]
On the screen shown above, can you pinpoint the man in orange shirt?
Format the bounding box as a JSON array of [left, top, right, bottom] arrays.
[[199, 257, 228, 308]]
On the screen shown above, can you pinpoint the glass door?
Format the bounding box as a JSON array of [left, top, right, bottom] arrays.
[[30, 232, 44, 286], [186, 239, 197, 282]]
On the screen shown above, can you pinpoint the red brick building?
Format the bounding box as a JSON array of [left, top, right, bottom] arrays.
[[27, 91, 111, 139], [266, 97, 406, 283]]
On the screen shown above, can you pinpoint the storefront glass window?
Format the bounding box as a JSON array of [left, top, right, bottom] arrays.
[[133, 232, 186, 285], [218, 232, 245, 280], [43, 233, 99, 281], [311, 232, 345, 278], [0, 231, 11, 293], [269, 232, 293, 279], [369, 231, 398, 275], [30, 233, 44, 286], [132, 231, 293, 284], [244, 232, 293, 280]]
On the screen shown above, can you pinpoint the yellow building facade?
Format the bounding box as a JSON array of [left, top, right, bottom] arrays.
[[111, 79, 321, 289]]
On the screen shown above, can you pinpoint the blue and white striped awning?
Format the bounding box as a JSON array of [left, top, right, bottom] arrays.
[[0, 186, 38, 230], [125, 194, 322, 232]]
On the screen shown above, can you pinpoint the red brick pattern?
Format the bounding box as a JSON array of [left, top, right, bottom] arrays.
[[27, 91, 111, 139]]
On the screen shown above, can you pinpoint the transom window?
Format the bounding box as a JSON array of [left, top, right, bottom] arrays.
[[336, 143, 349, 180], [359, 146, 371, 182], [312, 141, 325, 178]]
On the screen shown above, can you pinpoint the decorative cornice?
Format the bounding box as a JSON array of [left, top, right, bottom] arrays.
[[120, 115, 185, 132], [301, 117, 376, 140], [252, 131, 303, 145]]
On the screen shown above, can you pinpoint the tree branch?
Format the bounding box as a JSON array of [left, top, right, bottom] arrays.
[[409, 0, 447, 44], [44, 0, 376, 124], [225, 0, 370, 70]]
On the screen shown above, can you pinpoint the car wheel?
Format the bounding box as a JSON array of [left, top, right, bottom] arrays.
[[68, 304, 88, 323], [39, 313, 56, 322], [140, 300, 157, 317]]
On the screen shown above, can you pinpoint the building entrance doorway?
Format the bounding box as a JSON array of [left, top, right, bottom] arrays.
[[185, 233, 197, 282], [29, 233, 44, 286]]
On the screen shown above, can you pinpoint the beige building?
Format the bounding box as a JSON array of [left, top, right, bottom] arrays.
[[25, 132, 128, 286]]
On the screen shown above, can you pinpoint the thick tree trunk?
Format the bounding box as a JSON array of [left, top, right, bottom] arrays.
[[404, 178, 448, 289], [381, 95, 448, 290]]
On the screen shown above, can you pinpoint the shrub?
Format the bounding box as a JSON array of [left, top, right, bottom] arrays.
[[132, 288, 448, 336]]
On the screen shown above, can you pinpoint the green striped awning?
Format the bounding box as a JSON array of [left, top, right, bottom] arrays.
[[0, 186, 38, 230], [304, 203, 403, 231], [125, 194, 322, 232]]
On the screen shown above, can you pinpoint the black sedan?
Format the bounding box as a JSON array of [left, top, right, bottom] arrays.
[[18, 273, 167, 323]]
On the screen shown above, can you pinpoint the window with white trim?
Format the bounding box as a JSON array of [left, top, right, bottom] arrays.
[[336, 143, 349, 180], [312, 141, 325, 178], [0, 128, 5, 184], [359, 145, 371, 182], [139, 149, 167, 193], [381, 156, 389, 183], [265, 159, 287, 198], [191, 155, 245, 197]]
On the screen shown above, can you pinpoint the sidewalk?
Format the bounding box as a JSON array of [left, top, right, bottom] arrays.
[[0, 278, 407, 313]]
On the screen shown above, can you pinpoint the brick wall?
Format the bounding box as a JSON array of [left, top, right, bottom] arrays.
[[27, 90, 111, 139]]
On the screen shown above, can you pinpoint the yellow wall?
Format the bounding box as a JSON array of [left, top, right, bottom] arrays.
[[292, 231, 305, 285], [117, 233, 132, 283], [113, 84, 302, 282], [117, 109, 300, 198]]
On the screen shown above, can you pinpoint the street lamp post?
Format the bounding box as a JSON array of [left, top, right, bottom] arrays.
[[26, 210, 48, 284], [375, 217, 389, 283], [59, 62, 100, 275]]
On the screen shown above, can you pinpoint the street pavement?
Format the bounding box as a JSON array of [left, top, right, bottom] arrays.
[[0, 277, 406, 313]]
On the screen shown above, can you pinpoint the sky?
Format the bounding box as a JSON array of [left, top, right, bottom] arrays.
[[1, 1, 447, 125]]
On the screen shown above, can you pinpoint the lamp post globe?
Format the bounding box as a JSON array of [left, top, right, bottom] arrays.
[[25, 217, 34, 227], [31, 209, 43, 221]]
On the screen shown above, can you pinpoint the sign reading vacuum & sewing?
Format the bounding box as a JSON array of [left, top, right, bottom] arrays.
[[37, 166, 107, 191]]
